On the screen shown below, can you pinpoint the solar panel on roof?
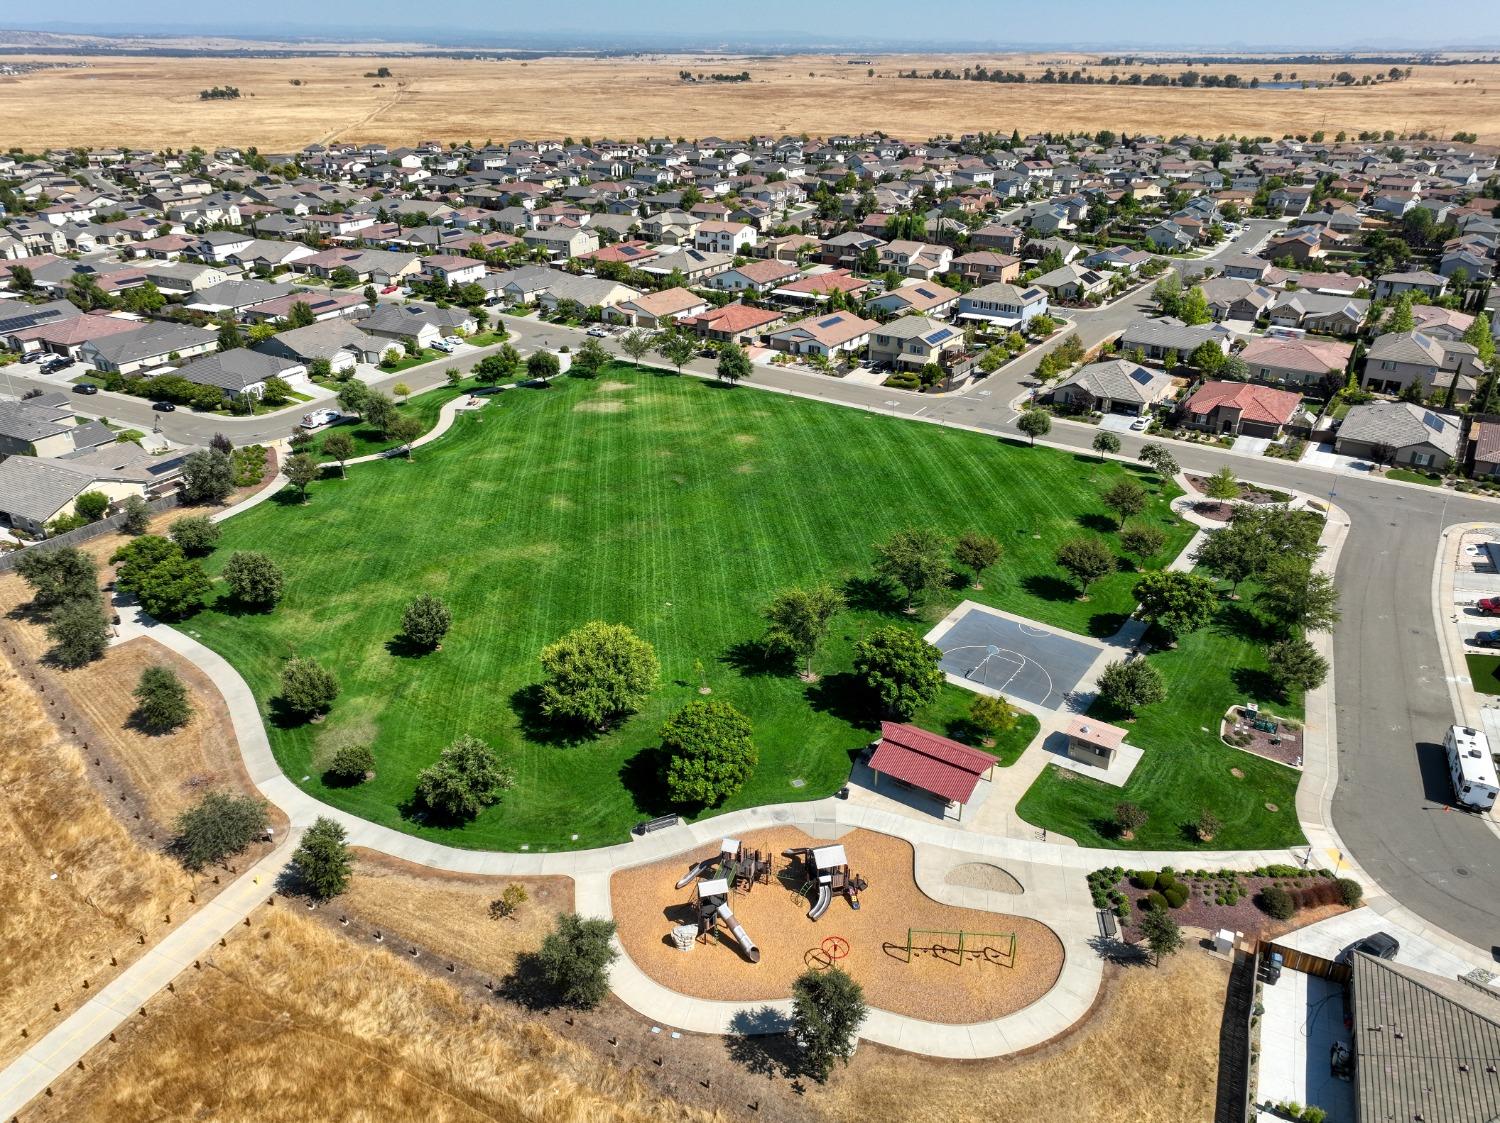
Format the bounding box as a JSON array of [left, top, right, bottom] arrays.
[[1423, 410, 1447, 432], [915, 287, 935, 298], [817, 316, 844, 328], [1129, 368, 1154, 385], [927, 328, 954, 344]]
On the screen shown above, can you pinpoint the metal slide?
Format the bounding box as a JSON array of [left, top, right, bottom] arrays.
[[674, 858, 718, 890], [715, 902, 761, 963], [806, 881, 832, 921]]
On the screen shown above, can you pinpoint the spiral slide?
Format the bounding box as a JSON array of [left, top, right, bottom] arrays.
[[715, 902, 761, 963]]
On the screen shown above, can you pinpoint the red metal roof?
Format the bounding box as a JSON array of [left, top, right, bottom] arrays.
[[867, 721, 994, 805]]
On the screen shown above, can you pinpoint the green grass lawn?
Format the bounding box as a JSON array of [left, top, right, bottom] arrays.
[[1016, 588, 1305, 851], [188, 365, 1186, 850], [1467, 653, 1500, 695], [1386, 468, 1443, 486], [303, 379, 482, 462], [911, 683, 1041, 767]]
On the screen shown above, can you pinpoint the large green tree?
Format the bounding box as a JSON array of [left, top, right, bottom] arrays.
[[110, 536, 210, 620], [221, 550, 285, 607], [538, 621, 660, 729], [536, 913, 619, 1009], [291, 816, 352, 899], [791, 966, 868, 1081], [401, 594, 452, 650], [852, 627, 943, 719], [278, 655, 340, 719], [764, 584, 844, 678], [1132, 570, 1217, 645], [716, 343, 752, 385], [46, 596, 110, 667], [173, 790, 268, 870], [1257, 555, 1341, 636], [1096, 658, 1167, 717], [1055, 536, 1116, 598], [180, 449, 236, 505], [15, 546, 97, 611], [873, 527, 952, 609], [661, 699, 757, 806], [415, 734, 515, 821], [132, 664, 193, 733], [1265, 637, 1329, 698]]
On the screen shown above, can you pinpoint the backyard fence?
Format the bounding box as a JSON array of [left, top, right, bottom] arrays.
[[1258, 939, 1349, 984], [0, 493, 181, 573]]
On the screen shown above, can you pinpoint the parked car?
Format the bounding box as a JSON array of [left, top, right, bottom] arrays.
[[71, 382, 99, 395], [152, 401, 176, 412], [1337, 932, 1399, 964], [40, 355, 70, 372], [586, 325, 609, 338], [1471, 630, 1500, 649], [1477, 598, 1500, 616], [1130, 416, 1150, 431], [381, 285, 398, 294], [299, 408, 340, 430]]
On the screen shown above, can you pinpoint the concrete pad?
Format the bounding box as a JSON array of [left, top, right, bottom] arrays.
[[1254, 968, 1356, 1121], [1276, 906, 1500, 987], [1035, 728, 1144, 787], [926, 601, 1107, 713], [1230, 435, 1271, 457]]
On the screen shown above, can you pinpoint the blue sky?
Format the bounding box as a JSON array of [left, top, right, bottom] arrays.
[[32, 2, 1500, 49]]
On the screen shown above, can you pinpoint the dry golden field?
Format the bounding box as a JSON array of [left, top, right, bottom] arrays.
[[3, 52, 1500, 150]]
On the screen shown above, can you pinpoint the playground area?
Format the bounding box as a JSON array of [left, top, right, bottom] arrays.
[[610, 827, 1065, 1024], [925, 602, 1107, 713]]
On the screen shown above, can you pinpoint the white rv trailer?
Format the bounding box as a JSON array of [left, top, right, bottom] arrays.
[[1445, 724, 1499, 811]]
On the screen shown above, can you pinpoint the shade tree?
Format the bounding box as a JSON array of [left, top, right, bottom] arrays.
[[538, 620, 660, 729], [851, 627, 943, 719], [661, 699, 758, 806], [1055, 536, 1116, 598], [415, 733, 514, 821]]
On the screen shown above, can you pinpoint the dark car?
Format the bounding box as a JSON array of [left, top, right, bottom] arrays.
[[71, 382, 99, 395], [1473, 630, 1500, 649], [1337, 932, 1399, 964], [151, 401, 176, 412], [1477, 598, 1500, 616]]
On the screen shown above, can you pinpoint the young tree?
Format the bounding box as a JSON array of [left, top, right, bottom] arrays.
[[337, 379, 370, 415], [73, 490, 110, 522], [445, 366, 463, 386], [656, 331, 697, 375], [180, 448, 236, 504], [173, 790, 268, 871], [536, 913, 619, 1009], [132, 664, 192, 733], [1055, 536, 1116, 598], [1204, 466, 1240, 501], [1101, 478, 1147, 524], [292, 816, 352, 900], [221, 551, 285, 607], [169, 515, 221, 557], [1096, 658, 1167, 717], [1140, 907, 1183, 966], [1387, 291, 1415, 333], [489, 883, 529, 921], [261, 376, 294, 406], [954, 531, 1002, 588], [46, 596, 110, 667], [968, 693, 1017, 745], [15, 546, 97, 611], [571, 335, 612, 377], [716, 343, 752, 385], [791, 966, 868, 1082], [1257, 556, 1340, 635], [538, 620, 660, 729], [401, 594, 451, 650], [764, 584, 844, 679], [1196, 808, 1223, 843], [1017, 408, 1051, 446], [1138, 443, 1178, 478], [1179, 285, 1212, 325], [391, 381, 412, 402], [1119, 521, 1166, 560], [388, 413, 425, 457], [1265, 636, 1330, 697], [119, 495, 152, 535], [327, 743, 376, 785], [1092, 430, 1121, 461], [661, 699, 758, 806], [873, 527, 952, 609], [278, 655, 339, 719], [321, 431, 356, 477], [1113, 800, 1148, 840], [1132, 570, 1217, 645], [526, 349, 561, 381], [852, 627, 944, 719], [619, 327, 653, 366], [1192, 523, 1265, 597]]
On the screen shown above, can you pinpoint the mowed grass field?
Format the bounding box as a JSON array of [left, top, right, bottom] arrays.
[[4, 52, 1500, 149], [188, 365, 1186, 850]]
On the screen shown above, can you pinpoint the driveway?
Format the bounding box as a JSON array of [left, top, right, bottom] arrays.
[[1300, 441, 1378, 476]]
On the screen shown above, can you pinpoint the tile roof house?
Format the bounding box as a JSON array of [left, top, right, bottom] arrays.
[[1180, 380, 1302, 438], [1471, 419, 1500, 480], [676, 302, 786, 345], [867, 280, 959, 319], [1051, 359, 1175, 417], [771, 268, 871, 303], [704, 258, 801, 294], [1238, 335, 1353, 390], [1335, 400, 1461, 469], [608, 286, 710, 329], [766, 311, 877, 358]]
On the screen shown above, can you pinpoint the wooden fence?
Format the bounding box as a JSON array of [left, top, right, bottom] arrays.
[[1259, 939, 1350, 984]]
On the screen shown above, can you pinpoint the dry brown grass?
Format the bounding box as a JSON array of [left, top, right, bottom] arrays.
[[340, 850, 572, 980], [29, 907, 722, 1123], [0, 656, 193, 1067], [611, 827, 1063, 1024], [2, 53, 1499, 149], [820, 948, 1230, 1123]]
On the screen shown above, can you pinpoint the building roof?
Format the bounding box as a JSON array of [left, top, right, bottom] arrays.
[[1352, 951, 1500, 1123], [618, 286, 705, 318], [1183, 380, 1302, 425], [1368, 330, 1451, 366], [866, 721, 995, 805], [82, 321, 215, 364], [246, 291, 364, 320], [1339, 400, 1462, 457], [1065, 717, 1127, 751], [0, 399, 73, 444], [774, 269, 869, 296], [1055, 359, 1173, 405], [681, 301, 783, 334], [176, 349, 301, 393], [1476, 421, 1500, 466], [1121, 316, 1230, 353], [1239, 335, 1353, 375], [773, 311, 877, 347], [0, 456, 95, 522], [20, 311, 140, 347]]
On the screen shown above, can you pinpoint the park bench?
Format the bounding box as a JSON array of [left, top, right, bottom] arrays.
[[1097, 908, 1119, 940], [636, 814, 680, 836]]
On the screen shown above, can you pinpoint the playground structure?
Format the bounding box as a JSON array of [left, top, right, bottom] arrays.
[[889, 927, 1019, 968], [672, 839, 772, 963], [782, 844, 868, 921]]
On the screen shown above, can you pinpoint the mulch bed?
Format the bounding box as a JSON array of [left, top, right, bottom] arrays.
[[1099, 868, 1349, 945], [1221, 706, 1304, 768], [1185, 473, 1289, 507]]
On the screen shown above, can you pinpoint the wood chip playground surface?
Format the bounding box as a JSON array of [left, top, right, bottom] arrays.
[[610, 827, 1064, 1025]]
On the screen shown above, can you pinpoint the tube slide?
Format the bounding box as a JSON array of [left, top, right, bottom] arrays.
[[716, 902, 760, 964], [674, 857, 717, 890], [807, 881, 832, 921]]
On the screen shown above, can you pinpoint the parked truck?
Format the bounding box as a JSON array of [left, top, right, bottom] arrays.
[[1444, 724, 1500, 811]]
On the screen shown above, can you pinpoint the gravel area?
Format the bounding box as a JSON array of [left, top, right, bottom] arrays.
[[1221, 706, 1304, 768], [611, 827, 1064, 1025]]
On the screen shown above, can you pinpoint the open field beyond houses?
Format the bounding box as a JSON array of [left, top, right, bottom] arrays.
[[4, 53, 1500, 149]]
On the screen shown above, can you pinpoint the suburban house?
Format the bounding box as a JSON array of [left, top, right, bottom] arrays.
[[955, 282, 1049, 328], [866, 316, 967, 372], [295, 248, 423, 285], [255, 320, 382, 374], [184, 278, 297, 315], [1374, 270, 1449, 301], [521, 226, 599, 261], [1363, 331, 1484, 399], [0, 399, 113, 459], [676, 301, 786, 345], [533, 273, 640, 315], [693, 220, 757, 255], [15, 311, 143, 361], [1335, 400, 1462, 469], [1050, 359, 1175, 417], [771, 268, 871, 304], [1238, 335, 1353, 390], [78, 322, 217, 375], [1470, 419, 1500, 479], [1119, 318, 1232, 365], [0, 442, 200, 537], [1200, 277, 1275, 322], [877, 239, 952, 279], [867, 280, 958, 319], [175, 349, 309, 402], [355, 303, 474, 349], [1266, 292, 1369, 336], [952, 251, 1020, 284], [1031, 262, 1108, 301], [766, 311, 877, 360], [242, 290, 365, 324], [1179, 381, 1302, 438], [608, 286, 710, 329], [641, 248, 733, 283], [422, 254, 488, 286], [704, 258, 800, 294]]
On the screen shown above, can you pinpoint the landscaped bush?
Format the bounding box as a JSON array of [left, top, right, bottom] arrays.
[[1144, 890, 1168, 912], [1132, 870, 1158, 890], [1293, 880, 1341, 910], [1258, 885, 1296, 920], [1336, 877, 1363, 907], [1163, 884, 1189, 909]]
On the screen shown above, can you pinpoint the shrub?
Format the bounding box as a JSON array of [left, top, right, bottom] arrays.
[[169, 514, 221, 556], [536, 913, 618, 1009], [1258, 885, 1296, 920], [1145, 890, 1168, 912], [326, 743, 375, 785], [132, 664, 192, 733], [1132, 870, 1158, 890], [173, 790, 268, 870], [1336, 877, 1364, 907], [415, 733, 515, 821], [1164, 884, 1189, 909], [1303, 1107, 1327, 1123]]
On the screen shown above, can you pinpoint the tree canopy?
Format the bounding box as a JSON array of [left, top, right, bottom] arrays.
[[538, 620, 660, 729], [661, 699, 758, 806]]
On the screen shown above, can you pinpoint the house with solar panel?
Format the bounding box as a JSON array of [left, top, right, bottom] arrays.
[[1334, 401, 1462, 471], [867, 316, 972, 380], [955, 282, 1050, 329], [765, 310, 878, 361], [1051, 359, 1175, 417], [866, 279, 958, 319]]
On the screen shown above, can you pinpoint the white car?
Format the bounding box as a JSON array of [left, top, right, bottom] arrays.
[[299, 408, 341, 430], [586, 325, 610, 338], [1130, 416, 1151, 431]]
